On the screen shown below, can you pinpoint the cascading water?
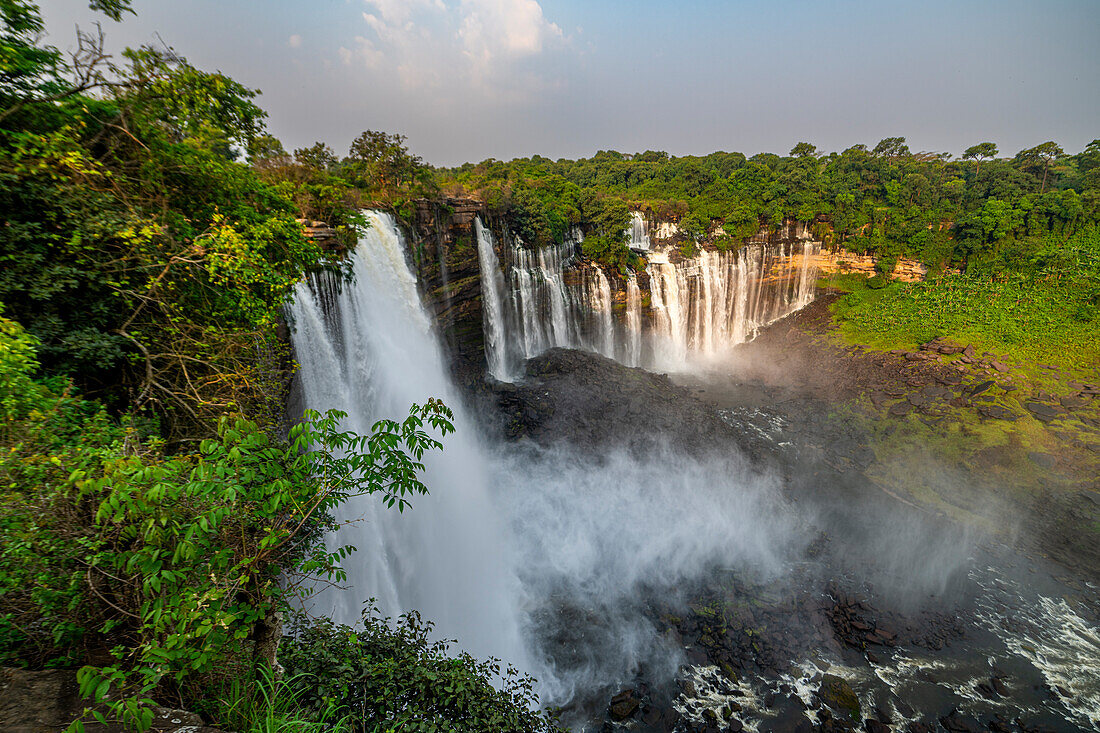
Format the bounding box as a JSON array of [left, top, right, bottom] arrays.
[[624, 275, 642, 367], [287, 211, 526, 666], [475, 218, 514, 381], [478, 219, 820, 378], [627, 211, 651, 252], [285, 212, 1099, 732], [287, 212, 804, 713]]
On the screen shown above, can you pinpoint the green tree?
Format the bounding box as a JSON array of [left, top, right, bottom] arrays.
[[294, 141, 339, 172], [962, 142, 998, 178], [790, 141, 818, 158], [872, 137, 910, 159], [346, 129, 424, 190], [1016, 141, 1065, 193]]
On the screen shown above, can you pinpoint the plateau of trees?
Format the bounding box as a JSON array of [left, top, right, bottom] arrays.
[[435, 137, 1100, 277]]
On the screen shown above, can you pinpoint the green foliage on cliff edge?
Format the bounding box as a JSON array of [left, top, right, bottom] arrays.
[[279, 610, 560, 733], [1, 0, 345, 436], [435, 138, 1100, 277]]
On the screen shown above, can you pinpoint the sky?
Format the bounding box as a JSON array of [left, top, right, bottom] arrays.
[[38, 0, 1100, 167]]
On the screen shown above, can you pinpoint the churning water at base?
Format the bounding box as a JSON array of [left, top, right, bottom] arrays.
[[287, 211, 526, 667], [287, 212, 806, 710], [287, 213, 1100, 733]]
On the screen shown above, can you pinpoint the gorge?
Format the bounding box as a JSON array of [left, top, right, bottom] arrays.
[[287, 211, 1100, 733]]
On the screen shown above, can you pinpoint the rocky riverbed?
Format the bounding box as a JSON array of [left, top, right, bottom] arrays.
[[479, 295, 1100, 733]]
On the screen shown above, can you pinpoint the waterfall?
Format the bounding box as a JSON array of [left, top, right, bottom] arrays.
[[475, 218, 513, 381], [586, 264, 615, 359], [627, 211, 651, 252], [287, 211, 526, 666], [476, 218, 820, 377], [624, 275, 642, 367], [646, 250, 688, 370]]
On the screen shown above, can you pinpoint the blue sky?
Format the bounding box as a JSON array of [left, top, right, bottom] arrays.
[[38, 0, 1100, 166]]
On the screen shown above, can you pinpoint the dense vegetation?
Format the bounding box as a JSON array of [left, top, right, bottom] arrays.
[[0, 2, 558, 730], [827, 227, 1100, 369], [436, 138, 1099, 278]]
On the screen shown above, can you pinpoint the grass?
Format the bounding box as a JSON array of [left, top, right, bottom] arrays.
[[823, 271, 1099, 374], [208, 668, 351, 733]]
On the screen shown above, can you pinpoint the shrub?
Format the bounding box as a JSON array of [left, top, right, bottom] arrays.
[[281, 609, 562, 733], [0, 317, 456, 728]]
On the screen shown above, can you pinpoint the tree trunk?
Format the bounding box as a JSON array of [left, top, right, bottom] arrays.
[[252, 609, 284, 679]]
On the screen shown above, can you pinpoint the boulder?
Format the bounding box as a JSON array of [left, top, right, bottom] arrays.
[[609, 688, 640, 721], [818, 674, 861, 720]]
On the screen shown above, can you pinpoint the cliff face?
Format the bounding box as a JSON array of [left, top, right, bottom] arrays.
[[403, 198, 497, 386], [401, 205, 929, 381]]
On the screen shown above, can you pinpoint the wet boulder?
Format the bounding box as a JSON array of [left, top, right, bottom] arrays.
[[819, 674, 861, 720], [608, 688, 640, 721]]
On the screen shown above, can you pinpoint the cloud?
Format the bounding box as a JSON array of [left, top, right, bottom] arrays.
[[288, 34, 302, 49], [458, 0, 563, 65], [338, 0, 566, 102]]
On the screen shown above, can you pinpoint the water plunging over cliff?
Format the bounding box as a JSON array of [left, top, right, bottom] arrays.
[[476, 218, 820, 380], [287, 211, 526, 665], [628, 211, 651, 252]]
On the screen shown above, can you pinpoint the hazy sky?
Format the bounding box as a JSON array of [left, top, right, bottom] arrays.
[[38, 0, 1100, 166]]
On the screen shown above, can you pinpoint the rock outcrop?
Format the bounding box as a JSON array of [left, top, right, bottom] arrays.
[[0, 668, 224, 733], [404, 197, 495, 386]]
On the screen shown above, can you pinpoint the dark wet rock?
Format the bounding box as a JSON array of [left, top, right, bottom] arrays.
[[976, 681, 997, 699], [977, 404, 1020, 421], [727, 719, 744, 733], [865, 720, 891, 733], [496, 349, 751, 456], [906, 724, 933, 733], [893, 699, 914, 719], [1027, 452, 1056, 468], [1024, 401, 1063, 423], [609, 688, 640, 721], [819, 674, 861, 720], [940, 709, 986, 733], [969, 380, 995, 396], [768, 707, 815, 733]]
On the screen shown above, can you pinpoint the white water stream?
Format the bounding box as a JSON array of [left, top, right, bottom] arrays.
[[476, 217, 819, 380], [287, 212, 1100, 730], [288, 211, 527, 666]]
